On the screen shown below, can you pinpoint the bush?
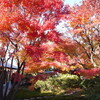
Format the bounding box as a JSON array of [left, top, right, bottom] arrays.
[[34, 74, 81, 93]]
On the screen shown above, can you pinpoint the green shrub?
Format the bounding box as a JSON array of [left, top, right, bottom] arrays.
[[34, 74, 81, 93]]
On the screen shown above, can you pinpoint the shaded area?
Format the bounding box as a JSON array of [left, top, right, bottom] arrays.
[[15, 74, 100, 100]]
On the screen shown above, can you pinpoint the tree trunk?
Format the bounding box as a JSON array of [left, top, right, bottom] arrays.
[[0, 82, 3, 100], [0, 69, 5, 100], [91, 53, 97, 67]]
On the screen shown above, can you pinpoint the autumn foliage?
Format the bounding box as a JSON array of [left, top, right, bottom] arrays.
[[0, 0, 71, 100], [69, 0, 100, 78], [0, 0, 70, 72], [0, 1, 100, 98]]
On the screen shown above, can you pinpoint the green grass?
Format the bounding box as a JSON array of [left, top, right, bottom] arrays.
[[15, 88, 55, 99], [15, 88, 85, 100]]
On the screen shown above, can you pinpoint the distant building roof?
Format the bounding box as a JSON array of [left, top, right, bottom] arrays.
[[0, 63, 17, 70]]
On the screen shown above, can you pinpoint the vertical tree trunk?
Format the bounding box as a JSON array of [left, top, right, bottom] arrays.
[[0, 82, 3, 100], [91, 53, 97, 67], [0, 71, 4, 100]]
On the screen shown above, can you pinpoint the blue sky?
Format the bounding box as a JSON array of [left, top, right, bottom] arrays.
[[64, 0, 82, 6]]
